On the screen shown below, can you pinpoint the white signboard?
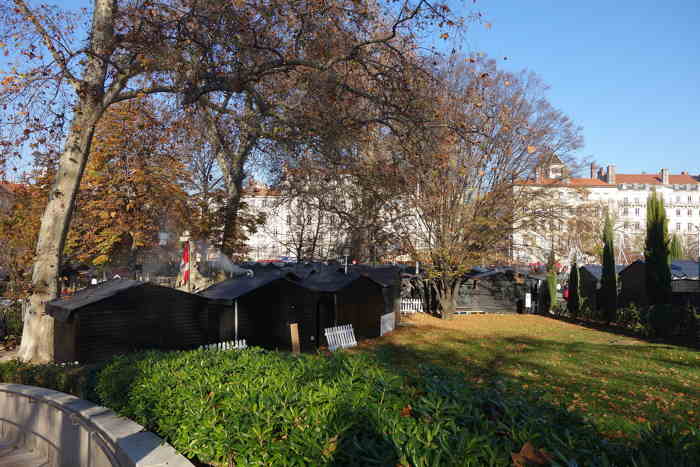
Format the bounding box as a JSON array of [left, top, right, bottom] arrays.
[[380, 312, 396, 336], [525, 293, 532, 309]]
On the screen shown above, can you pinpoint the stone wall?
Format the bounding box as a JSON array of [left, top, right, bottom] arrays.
[[0, 383, 192, 467]]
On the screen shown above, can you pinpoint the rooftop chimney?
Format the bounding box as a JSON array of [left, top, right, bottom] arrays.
[[590, 163, 597, 179], [606, 165, 616, 185], [661, 168, 669, 185], [534, 167, 544, 182]]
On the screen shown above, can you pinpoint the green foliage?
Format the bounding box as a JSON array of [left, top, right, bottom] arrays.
[[90, 348, 694, 467], [567, 262, 581, 318], [546, 271, 557, 313], [646, 304, 698, 339], [0, 360, 97, 400], [601, 212, 617, 323], [669, 234, 683, 261], [617, 303, 641, 328], [552, 301, 567, 317], [0, 302, 23, 337], [2, 343, 699, 465], [645, 192, 672, 305], [546, 249, 557, 273], [632, 424, 700, 467]]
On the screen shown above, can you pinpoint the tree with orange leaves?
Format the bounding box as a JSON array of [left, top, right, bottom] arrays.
[[65, 99, 189, 270]]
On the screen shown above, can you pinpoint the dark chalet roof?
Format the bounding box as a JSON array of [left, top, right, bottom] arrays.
[[199, 270, 296, 301], [46, 279, 205, 321], [617, 260, 699, 280], [48, 279, 142, 313], [199, 264, 390, 301], [580, 264, 626, 280]]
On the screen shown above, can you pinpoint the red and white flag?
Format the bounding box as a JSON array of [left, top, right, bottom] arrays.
[[180, 241, 190, 284]]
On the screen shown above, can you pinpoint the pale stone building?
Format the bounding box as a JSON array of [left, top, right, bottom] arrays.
[[513, 159, 700, 265], [242, 181, 343, 262]]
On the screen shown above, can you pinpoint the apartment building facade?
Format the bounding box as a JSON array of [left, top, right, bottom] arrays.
[[242, 181, 345, 262], [513, 159, 700, 265]]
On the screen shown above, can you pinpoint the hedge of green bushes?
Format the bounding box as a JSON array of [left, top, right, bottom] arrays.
[[94, 348, 698, 466], [2, 349, 698, 466], [0, 359, 99, 400], [555, 300, 700, 341]]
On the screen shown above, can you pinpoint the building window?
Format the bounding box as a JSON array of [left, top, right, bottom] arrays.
[[689, 209, 693, 216], [676, 223, 681, 232], [676, 195, 681, 203], [623, 197, 629, 204], [634, 222, 640, 231], [622, 208, 628, 216], [689, 195, 693, 203], [689, 223, 694, 232], [624, 221, 629, 230], [676, 209, 681, 216], [635, 208, 640, 216]]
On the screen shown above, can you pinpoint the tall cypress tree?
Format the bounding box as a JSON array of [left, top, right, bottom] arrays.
[[669, 234, 683, 261], [546, 249, 558, 313], [601, 212, 617, 323], [567, 261, 581, 318], [645, 192, 672, 305]]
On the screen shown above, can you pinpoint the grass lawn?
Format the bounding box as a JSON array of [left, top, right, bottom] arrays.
[[353, 313, 700, 438]]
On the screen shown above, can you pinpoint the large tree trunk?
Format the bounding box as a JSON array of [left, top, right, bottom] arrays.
[[217, 153, 247, 258], [18, 109, 103, 362], [203, 100, 258, 258], [434, 277, 460, 318], [18, 0, 115, 362]]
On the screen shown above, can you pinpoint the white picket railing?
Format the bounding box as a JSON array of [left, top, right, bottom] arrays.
[[400, 298, 424, 314], [324, 324, 357, 351], [200, 339, 247, 351]]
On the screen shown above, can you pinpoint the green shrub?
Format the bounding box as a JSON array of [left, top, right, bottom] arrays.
[[0, 303, 23, 338], [0, 359, 100, 400], [617, 303, 640, 328], [648, 304, 685, 338], [2, 347, 699, 465], [94, 348, 699, 467], [552, 301, 567, 318], [546, 271, 558, 312]]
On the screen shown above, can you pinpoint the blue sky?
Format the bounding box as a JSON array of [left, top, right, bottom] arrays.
[[458, 0, 700, 175], [5, 0, 699, 177]]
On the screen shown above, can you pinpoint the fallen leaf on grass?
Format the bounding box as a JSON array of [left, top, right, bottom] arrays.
[[511, 441, 552, 466]]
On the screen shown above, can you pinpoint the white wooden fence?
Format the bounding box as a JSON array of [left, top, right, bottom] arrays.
[[400, 298, 424, 314], [324, 324, 357, 351], [200, 339, 247, 351]]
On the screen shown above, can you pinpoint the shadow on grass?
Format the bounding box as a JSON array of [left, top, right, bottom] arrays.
[[549, 314, 700, 350], [354, 324, 700, 436]]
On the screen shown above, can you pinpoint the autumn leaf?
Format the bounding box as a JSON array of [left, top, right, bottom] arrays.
[[527, 145, 536, 154], [511, 441, 552, 466], [400, 405, 413, 417], [440, 32, 449, 39]]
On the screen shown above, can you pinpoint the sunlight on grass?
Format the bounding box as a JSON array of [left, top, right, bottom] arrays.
[[353, 314, 700, 438]]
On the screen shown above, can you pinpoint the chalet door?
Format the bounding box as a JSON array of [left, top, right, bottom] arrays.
[[315, 296, 334, 347]]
